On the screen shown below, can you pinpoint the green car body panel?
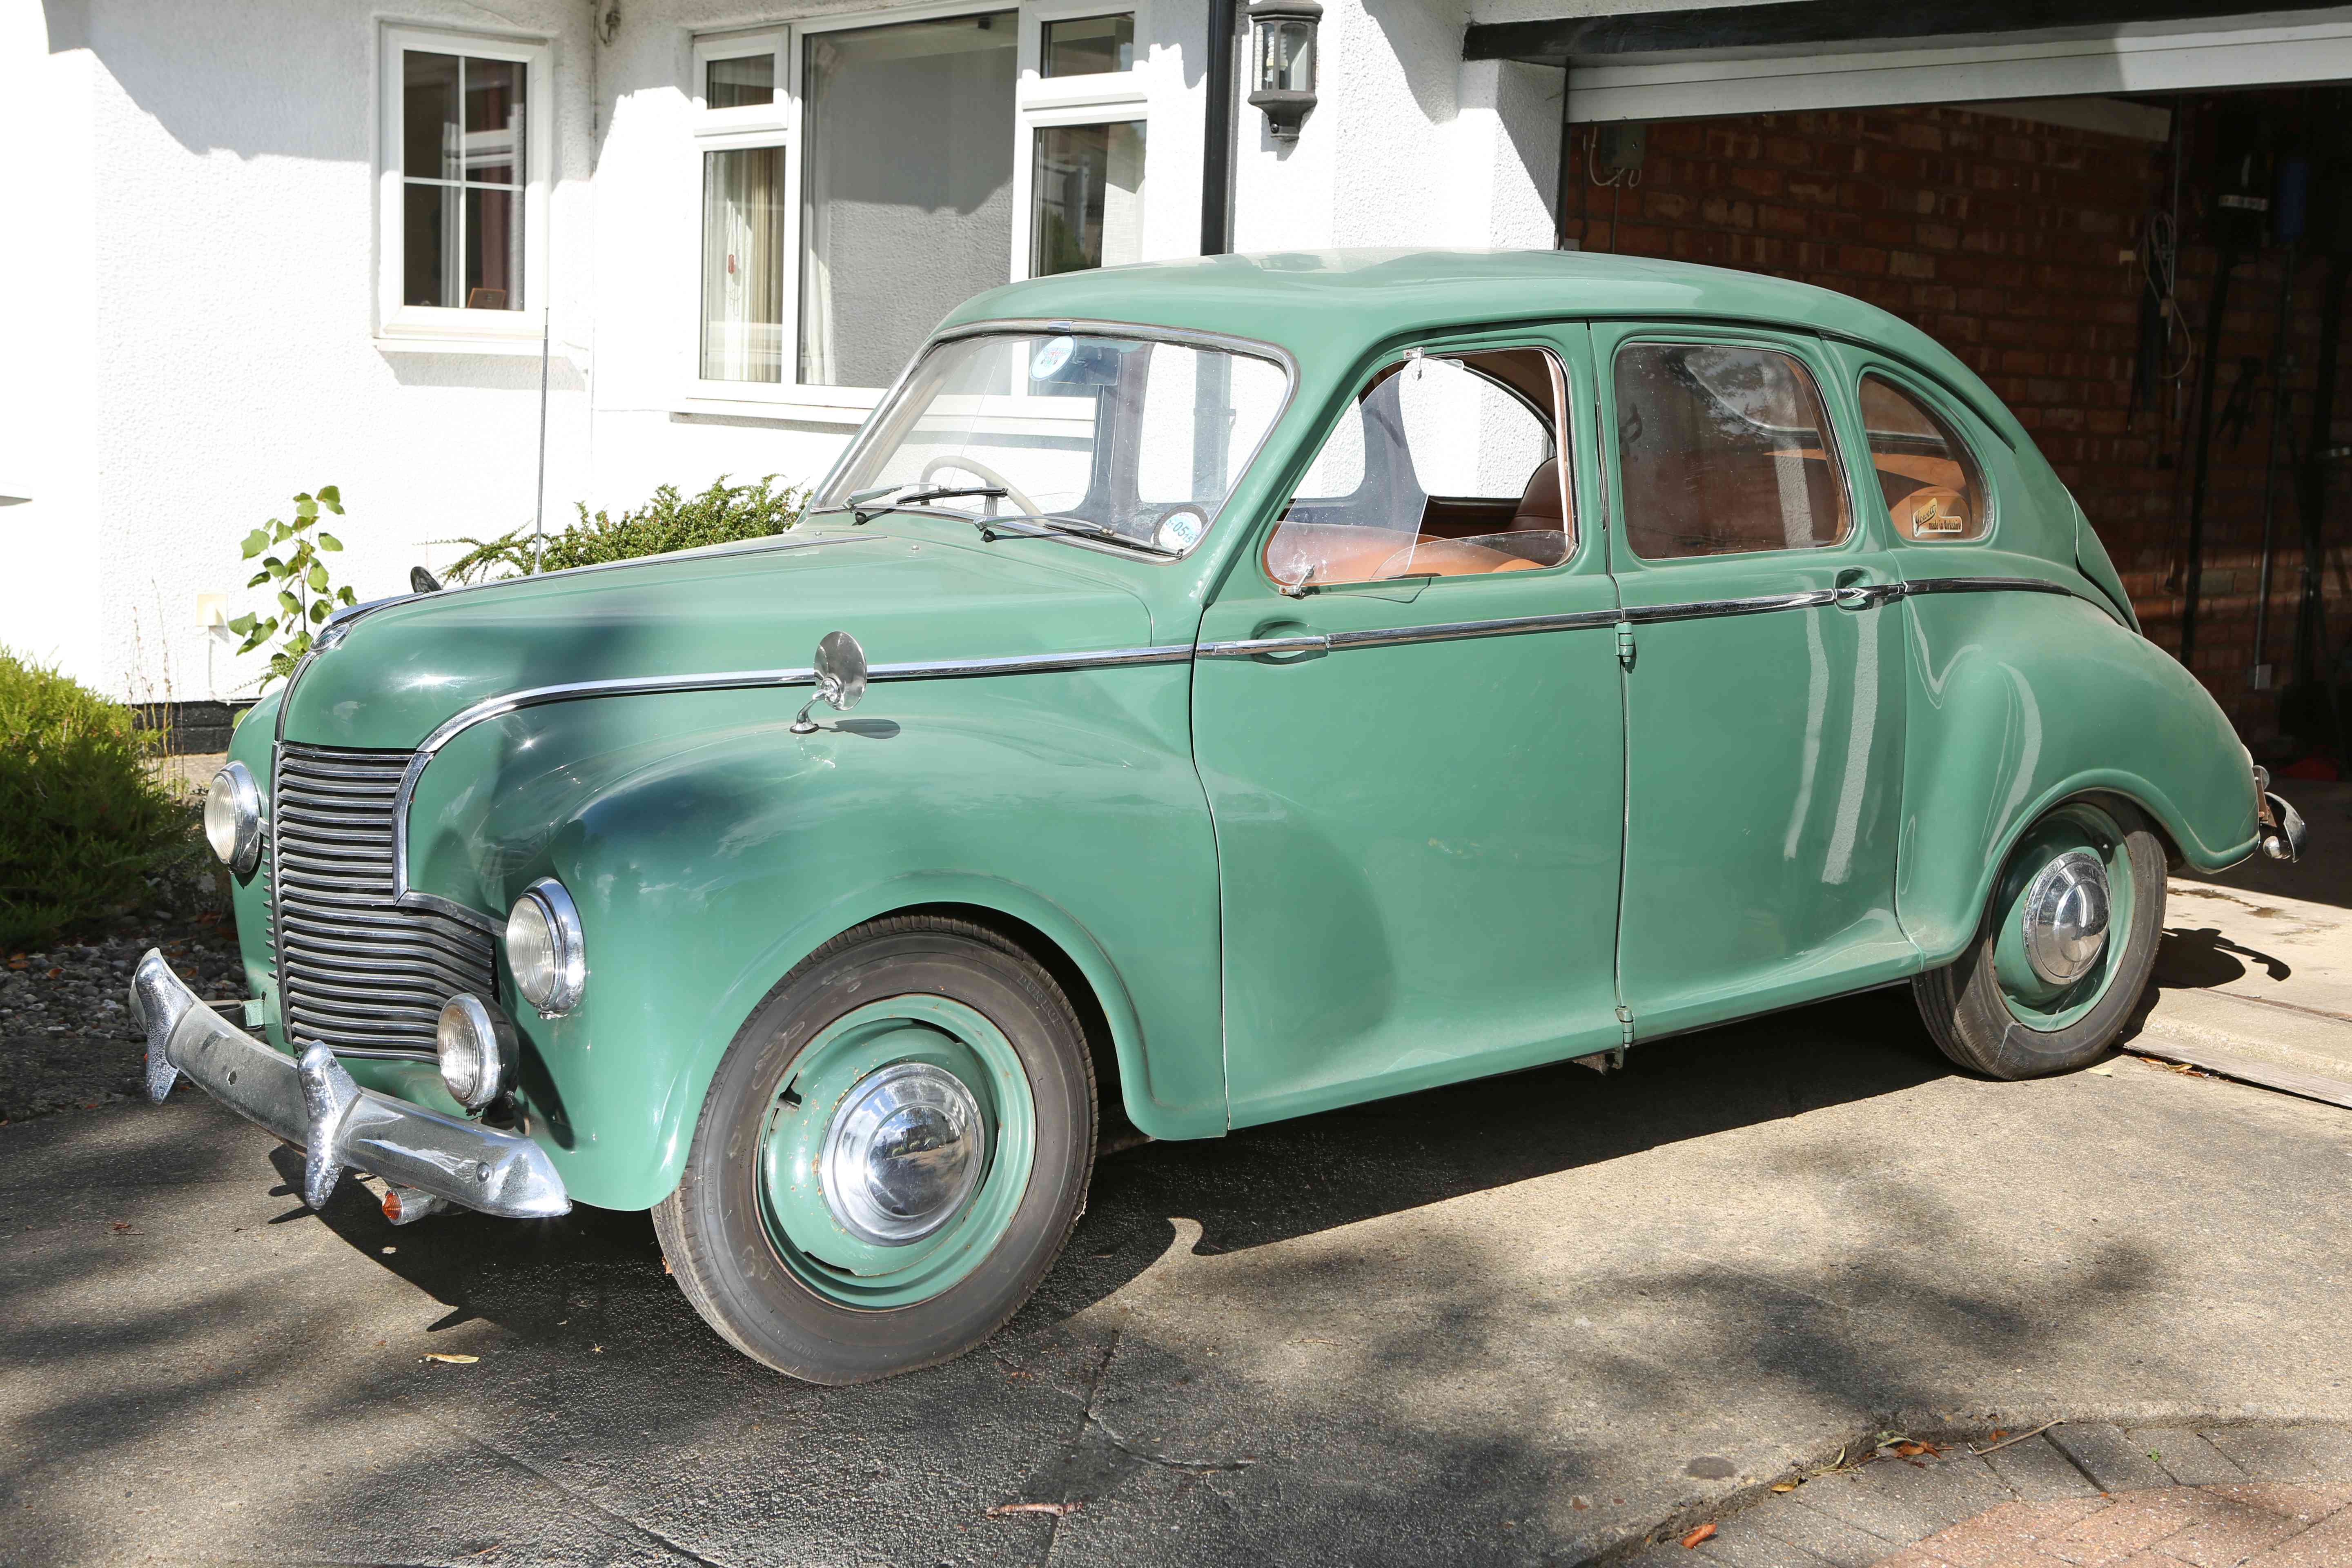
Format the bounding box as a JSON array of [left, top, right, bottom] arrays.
[[219, 249, 2261, 1213]]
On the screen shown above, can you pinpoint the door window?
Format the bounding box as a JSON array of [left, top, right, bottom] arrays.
[[1859, 374, 1989, 542], [1613, 342, 1850, 559], [1263, 348, 1570, 589]]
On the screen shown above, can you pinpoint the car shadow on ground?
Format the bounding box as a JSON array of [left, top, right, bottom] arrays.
[[274, 987, 1956, 1352]]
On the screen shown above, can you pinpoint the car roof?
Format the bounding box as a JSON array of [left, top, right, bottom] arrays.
[[941, 247, 2015, 443]]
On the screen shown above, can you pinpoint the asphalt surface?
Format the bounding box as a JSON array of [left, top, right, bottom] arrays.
[[7, 984, 2352, 1568]]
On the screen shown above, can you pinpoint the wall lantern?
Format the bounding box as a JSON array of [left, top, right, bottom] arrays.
[[1247, 0, 1320, 141]]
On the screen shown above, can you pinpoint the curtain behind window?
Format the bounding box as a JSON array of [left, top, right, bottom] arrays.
[[800, 15, 1017, 388], [702, 147, 786, 382]]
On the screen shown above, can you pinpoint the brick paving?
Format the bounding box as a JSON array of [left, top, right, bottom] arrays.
[[1626, 1424, 2352, 1568]]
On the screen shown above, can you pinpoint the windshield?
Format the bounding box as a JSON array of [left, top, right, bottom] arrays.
[[815, 328, 1292, 556]]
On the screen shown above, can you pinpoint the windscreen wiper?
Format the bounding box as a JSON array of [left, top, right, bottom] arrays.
[[969, 513, 1179, 557], [806, 483, 1008, 526]]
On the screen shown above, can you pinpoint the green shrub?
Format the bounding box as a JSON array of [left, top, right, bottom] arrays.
[[438, 474, 808, 584], [0, 652, 195, 949]]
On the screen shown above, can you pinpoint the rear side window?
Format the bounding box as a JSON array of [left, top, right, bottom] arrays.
[[1613, 342, 1849, 559], [1858, 374, 1989, 542]]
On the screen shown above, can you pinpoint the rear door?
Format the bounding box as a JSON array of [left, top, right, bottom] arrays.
[[1595, 325, 1918, 1040]]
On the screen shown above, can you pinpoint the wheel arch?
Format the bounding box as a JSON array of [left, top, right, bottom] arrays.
[[644, 872, 1192, 1209]]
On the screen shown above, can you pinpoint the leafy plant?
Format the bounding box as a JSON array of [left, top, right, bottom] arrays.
[[228, 486, 358, 688], [437, 475, 807, 584], [0, 650, 195, 948]]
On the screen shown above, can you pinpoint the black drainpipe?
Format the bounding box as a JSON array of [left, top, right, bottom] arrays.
[[1202, 0, 1238, 254]]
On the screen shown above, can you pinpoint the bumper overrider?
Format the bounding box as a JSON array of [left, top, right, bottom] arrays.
[[131, 949, 569, 1221]]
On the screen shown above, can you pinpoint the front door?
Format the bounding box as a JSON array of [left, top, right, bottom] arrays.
[[1595, 325, 1917, 1040], [1193, 333, 1627, 1127]]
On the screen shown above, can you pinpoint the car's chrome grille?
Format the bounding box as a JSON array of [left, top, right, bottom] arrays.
[[270, 742, 495, 1060]]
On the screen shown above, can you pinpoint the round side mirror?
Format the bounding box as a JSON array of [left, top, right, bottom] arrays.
[[813, 630, 867, 713], [793, 630, 868, 733]]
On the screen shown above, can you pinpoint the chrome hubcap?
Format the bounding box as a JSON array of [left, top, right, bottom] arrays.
[[2019, 848, 2110, 985], [818, 1061, 987, 1246]]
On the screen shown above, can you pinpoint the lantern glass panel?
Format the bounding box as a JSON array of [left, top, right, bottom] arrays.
[[1258, 19, 1313, 94]]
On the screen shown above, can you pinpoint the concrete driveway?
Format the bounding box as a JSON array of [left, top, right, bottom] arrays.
[[7, 977, 2352, 1568]]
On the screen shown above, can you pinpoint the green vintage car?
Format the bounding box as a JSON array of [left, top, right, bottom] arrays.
[[143, 249, 2303, 1383]]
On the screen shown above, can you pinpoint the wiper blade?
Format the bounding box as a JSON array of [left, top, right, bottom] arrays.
[[973, 513, 1180, 557], [809, 483, 1008, 525]]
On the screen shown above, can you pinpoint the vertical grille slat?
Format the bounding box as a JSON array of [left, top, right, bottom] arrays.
[[270, 743, 496, 1061]]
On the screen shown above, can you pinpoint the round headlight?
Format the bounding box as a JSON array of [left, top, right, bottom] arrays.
[[436, 993, 516, 1110], [203, 762, 262, 875], [506, 878, 585, 1015]]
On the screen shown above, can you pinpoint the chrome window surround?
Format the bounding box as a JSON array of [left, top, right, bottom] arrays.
[[808, 316, 1303, 563]]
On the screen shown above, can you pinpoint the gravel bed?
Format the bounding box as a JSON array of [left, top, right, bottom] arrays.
[[0, 911, 248, 1124]]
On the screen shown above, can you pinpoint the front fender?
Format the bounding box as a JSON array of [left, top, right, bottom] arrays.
[[1897, 582, 2257, 960], [405, 664, 1224, 1211]]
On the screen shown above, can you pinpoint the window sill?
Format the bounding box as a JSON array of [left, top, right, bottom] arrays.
[[675, 385, 884, 425], [374, 333, 579, 360]]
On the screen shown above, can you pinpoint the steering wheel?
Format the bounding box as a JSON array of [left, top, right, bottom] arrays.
[[920, 454, 1042, 521]]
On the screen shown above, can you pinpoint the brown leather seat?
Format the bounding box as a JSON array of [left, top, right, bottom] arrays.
[[1508, 459, 1567, 533]]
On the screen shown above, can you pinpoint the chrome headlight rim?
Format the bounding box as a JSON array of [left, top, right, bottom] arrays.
[[506, 877, 586, 1016], [435, 992, 517, 1111], [203, 762, 263, 876]]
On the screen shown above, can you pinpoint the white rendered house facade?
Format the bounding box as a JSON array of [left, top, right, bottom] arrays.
[[8, 0, 2350, 703]]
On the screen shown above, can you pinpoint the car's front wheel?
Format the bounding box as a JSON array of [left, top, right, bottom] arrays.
[[653, 915, 1096, 1383], [1911, 797, 2167, 1080]]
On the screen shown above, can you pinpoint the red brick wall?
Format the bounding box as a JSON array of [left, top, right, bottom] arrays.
[[1562, 101, 2350, 755]]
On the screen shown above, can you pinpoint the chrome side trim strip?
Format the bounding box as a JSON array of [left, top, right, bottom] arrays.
[[1901, 575, 2076, 599], [388, 643, 1197, 922], [1620, 587, 1844, 624]]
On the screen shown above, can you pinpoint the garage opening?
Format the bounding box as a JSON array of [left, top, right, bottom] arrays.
[[1472, 4, 2352, 773]]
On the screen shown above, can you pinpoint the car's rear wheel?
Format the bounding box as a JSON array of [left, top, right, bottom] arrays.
[[1911, 798, 2166, 1080], [653, 915, 1096, 1383]]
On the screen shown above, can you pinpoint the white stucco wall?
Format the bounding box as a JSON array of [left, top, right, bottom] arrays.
[[9, 0, 1581, 702]]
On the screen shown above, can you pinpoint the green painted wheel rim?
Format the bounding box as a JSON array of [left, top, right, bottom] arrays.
[[1991, 802, 2136, 1033], [755, 995, 1036, 1310]]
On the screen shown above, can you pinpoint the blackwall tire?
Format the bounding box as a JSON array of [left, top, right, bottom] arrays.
[[653, 915, 1096, 1384], [1912, 798, 2167, 1081]]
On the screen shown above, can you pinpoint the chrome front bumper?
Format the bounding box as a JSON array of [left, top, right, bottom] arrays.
[[131, 950, 569, 1219]]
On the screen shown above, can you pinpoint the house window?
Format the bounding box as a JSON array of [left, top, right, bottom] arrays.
[[1042, 13, 1134, 75], [685, 6, 1154, 405], [378, 28, 550, 343], [801, 13, 1020, 388]]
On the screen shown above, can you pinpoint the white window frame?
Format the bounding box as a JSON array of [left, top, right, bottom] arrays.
[[376, 25, 555, 353], [679, 1, 1150, 420]]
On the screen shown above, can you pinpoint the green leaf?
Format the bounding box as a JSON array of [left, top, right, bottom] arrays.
[[306, 561, 329, 592], [245, 570, 271, 589], [316, 485, 343, 513], [286, 630, 312, 659], [309, 600, 328, 623], [277, 590, 302, 617], [294, 495, 318, 522], [225, 612, 256, 635], [316, 532, 343, 551], [271, 521, 293, 544], [337, 586, 358, 606], [265, 558, 291, 581], [239, 528, 271, 559]]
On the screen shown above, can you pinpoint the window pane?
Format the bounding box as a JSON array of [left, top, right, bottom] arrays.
[[702, 146, 788, 382], [1266, 350, 1569, 586], [463, 185, 522, 310], [820, 331, 1287, 555], [1042, 14, 1134, 76], [800, 13, 1018, 388], [1030, 122, 1145, 277], [403, 180, 461, 307], [462, 58, 525, 184], [706, 53, 776, 109], [403, 51, 460, 182], [1860, 375, 1988, 541], [1614, 343, 1849, 559]]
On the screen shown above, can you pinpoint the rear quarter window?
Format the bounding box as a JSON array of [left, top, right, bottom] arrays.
[[1858, 374, 1990, 543]]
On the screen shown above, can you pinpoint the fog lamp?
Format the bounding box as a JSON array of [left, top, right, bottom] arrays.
[[1248, 0, 1320, 141], [506, 877, 586, 1015], [203, 762, 263, 875], [436, 993, 517, 1111]]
